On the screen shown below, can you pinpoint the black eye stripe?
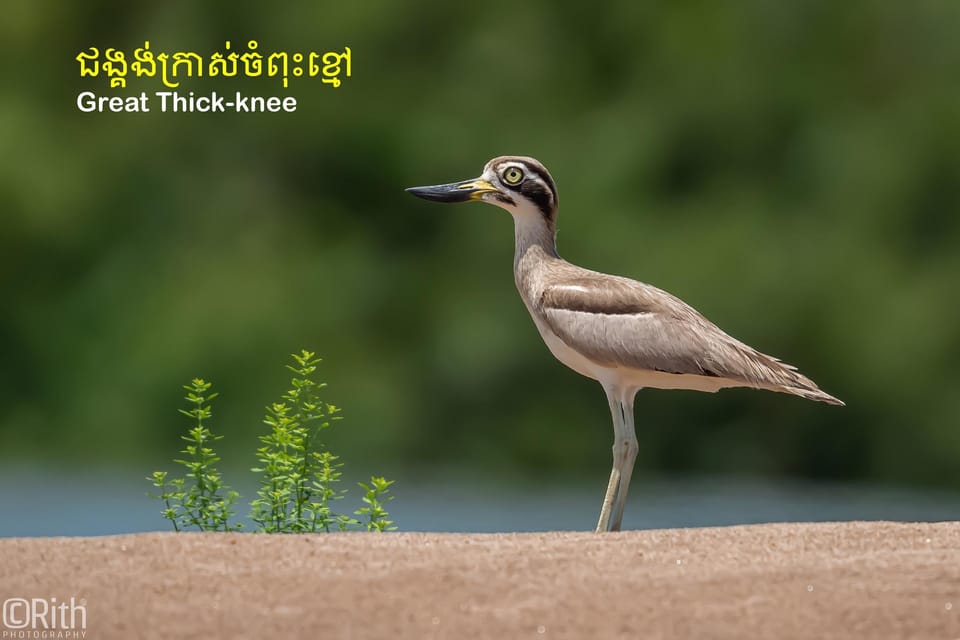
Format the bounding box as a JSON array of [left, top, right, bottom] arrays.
[[519, 179, 554, 220], [523, 164, 557, 203]]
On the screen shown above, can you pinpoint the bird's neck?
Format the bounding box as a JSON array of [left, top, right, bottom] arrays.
[[512, 210, 558, 271]]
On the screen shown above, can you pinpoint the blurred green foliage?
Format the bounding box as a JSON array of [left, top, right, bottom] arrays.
[[2, 1, 959, 490]]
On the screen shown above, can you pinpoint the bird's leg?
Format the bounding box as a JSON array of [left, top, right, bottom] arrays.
[[596, 459, 621, 533], [608, 392, 638, 531], [595, 385, 629, 533]]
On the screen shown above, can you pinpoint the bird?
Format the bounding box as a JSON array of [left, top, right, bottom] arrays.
[[406, 156, 843, 533]]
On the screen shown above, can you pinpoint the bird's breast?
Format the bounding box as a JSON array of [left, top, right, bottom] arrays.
[[519, 294, 609, 383]]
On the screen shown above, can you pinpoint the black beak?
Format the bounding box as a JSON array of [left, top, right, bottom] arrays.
[[405, 178, 498, 203]]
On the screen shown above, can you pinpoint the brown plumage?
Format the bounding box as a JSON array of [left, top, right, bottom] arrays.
[[406, 155, 844, 532], [532, 261, 843, 405]]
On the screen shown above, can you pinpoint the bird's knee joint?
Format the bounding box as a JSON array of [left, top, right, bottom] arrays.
[[612, 439, 636, 461]]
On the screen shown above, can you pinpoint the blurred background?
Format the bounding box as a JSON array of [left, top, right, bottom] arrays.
[[2, 0, 959, 535]]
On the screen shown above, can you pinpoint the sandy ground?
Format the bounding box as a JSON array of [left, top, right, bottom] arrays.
[[1, 522, 958, 639]]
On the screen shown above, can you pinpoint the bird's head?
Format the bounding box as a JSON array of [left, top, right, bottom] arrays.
[[406, 156, 559, 227]]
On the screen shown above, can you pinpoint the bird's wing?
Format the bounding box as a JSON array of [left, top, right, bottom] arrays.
[[537, 272, 842, 404]]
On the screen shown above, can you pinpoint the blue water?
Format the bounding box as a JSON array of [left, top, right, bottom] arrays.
[[1, 466, 958, 537]]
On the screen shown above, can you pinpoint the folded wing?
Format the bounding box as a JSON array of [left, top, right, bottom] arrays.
[[538, 272, 842, 405]]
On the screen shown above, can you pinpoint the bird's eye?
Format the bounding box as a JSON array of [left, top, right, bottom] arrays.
[[502, 166, 524, 185]]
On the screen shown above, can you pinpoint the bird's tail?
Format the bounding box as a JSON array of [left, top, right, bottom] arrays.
[[777, 382, 845, 406], [739, 346, 845, 406], [761, 357, 844, 406]]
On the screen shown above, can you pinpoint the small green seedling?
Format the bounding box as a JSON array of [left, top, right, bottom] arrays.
[[356, 476, 397, 531]]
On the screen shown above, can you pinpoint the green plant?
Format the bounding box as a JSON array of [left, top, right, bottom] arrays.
[[148, 379, 240, 532], [355, 476, 397, 531], [148, 353, 395, 533], [250, 350, 359, 532]]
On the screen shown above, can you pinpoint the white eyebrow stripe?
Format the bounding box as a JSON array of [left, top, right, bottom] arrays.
[[500, 161, 539, 177]]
